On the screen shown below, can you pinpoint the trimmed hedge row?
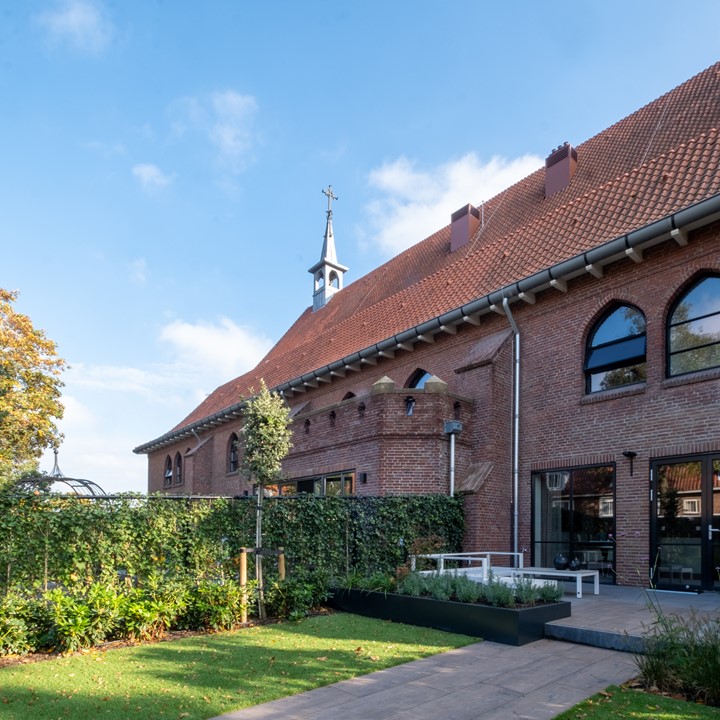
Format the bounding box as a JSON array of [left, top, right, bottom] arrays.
[[0, 493, 464, 591]]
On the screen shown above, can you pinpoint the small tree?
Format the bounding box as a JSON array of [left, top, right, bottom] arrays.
[[242, 379, 292, 618], [0, 289, 66, 490]]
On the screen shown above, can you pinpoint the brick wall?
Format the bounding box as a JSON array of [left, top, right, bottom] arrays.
[[145, 222, 720, 586]]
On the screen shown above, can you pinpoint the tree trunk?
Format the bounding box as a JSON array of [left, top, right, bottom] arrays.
[[255, 488, 266, 620]]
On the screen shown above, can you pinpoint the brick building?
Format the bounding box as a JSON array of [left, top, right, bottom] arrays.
[[135, 64, 720, 591]]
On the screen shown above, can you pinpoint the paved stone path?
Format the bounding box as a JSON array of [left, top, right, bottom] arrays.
[[210, 639, 636, 720], [210, 585, 719, 720]]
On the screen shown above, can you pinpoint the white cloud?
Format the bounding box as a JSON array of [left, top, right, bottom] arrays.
[[40, 319, 272, 493], [363, 152, 542, 256], [132, 163, 174, 190], [208, 91, 258, 171], [37, 0, 113, 54], [169, 90, 258, 176], [160, 317, 272, 380]]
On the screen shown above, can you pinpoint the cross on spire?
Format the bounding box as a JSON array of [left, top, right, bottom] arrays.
[[322, 185, 338, 215]]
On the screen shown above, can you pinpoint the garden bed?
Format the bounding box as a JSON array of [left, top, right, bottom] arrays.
[[328, 588, 571, 646]]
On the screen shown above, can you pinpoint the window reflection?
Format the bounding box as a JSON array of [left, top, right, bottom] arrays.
[[668, 276, 720, 376], [533, 465, 615, 581], [585, 305, 646, 392]]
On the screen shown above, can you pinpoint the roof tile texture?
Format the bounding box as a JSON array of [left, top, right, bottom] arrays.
[[169, 63, 720, 435]]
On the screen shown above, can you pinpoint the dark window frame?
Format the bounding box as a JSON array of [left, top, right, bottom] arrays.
[[584, 304, 647, 393], [173, 452, 183, 486], [666, 273, 720, 378], [228, 432, 239, 473]]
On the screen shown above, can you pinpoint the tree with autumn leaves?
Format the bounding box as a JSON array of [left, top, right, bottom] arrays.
[[0, 289, 66, 489]]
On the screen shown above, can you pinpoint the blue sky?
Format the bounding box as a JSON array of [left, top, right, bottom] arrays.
[[2, 1, 719, 492]]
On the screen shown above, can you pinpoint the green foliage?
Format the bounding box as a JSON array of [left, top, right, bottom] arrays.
[[120, 575, 189, 642], [452, 573, 481, 603], [393, 571, 560, 608], [636, 605, 720, 706], [538, 581, 564, 603], [242, 380, 292, 486], [0, 591, 45, 656], [478, 574, 516, 607], [427, 572, 454, 600], [0, 492, 462, 653], [179, 580, 256, 631], [265, 572, 329, 621], [0, 493, 462, 592]]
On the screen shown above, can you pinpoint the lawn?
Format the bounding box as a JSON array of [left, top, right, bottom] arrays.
[[556, 684, 720, 720], [0, 613, 475, 720]]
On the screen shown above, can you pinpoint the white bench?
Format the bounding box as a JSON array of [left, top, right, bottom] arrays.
[[508, 567, 600, 598]]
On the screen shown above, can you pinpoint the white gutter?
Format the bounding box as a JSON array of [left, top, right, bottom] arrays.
[[502, 297, 520, 560]]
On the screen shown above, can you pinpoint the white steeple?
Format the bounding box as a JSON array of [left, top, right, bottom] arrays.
[[308, 185, 348, 311]]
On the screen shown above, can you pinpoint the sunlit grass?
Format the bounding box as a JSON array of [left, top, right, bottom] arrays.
[[0, 613, 475, 719], [556, 684, 719, 720]]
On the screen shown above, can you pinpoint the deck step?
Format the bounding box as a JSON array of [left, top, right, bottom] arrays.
[[545, 621, 645, 653]]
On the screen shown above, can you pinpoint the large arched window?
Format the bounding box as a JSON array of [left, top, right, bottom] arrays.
[[406, 368, 432, 389], [667, 275, 720, 376], [584, 304, 646, 393], [228, 432, 239, 473]]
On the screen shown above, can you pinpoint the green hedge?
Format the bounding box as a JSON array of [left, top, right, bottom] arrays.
[[0, 493, 464, 591]]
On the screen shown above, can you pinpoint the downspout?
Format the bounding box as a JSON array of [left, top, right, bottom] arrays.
[[502, 297, 520, 562], [449, 432, 456, 497]]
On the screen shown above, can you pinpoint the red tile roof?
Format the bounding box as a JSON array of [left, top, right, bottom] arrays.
[[148, 63, 720, 444]]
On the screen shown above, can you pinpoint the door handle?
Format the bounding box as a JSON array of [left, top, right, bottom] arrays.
[[709, 526, 720, 540]]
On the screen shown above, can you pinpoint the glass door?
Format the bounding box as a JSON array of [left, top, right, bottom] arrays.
[[532, 465, 615, 582], [651, 456, 720, 591]]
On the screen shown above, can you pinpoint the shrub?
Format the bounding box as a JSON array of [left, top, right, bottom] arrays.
[[265, 572, 328, 621], [180, 580, 256, 630], [478, 574, 515, 608], [636, 606, 720, 706], [396, 571, 427, 597], [513, 576, 539, 606], [538, 581, 564, 604], [453, 573, 481, 603], [426, 572, 454, 601], [0, 592, 36, 656], [118, 575, 188, 641], [45, 588, 94, 652]]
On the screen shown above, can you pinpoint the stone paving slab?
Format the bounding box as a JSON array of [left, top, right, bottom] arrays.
[[210, 640, 638, 720], [210, 586, 718, 720]]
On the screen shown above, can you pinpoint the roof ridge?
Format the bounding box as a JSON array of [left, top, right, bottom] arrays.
[[253, 127, 720, 379]]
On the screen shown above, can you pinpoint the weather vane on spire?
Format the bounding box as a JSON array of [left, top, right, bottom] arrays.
[[322, 185, 338, 216]]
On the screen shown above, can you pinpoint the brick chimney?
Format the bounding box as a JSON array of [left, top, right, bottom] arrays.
[[450, 203, 481, 252], [545, 142, 577, 198]]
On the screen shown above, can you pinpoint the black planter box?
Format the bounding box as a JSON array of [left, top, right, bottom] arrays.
[[328, 589, 571, 646]]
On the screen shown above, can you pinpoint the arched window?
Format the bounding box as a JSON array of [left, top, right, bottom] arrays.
[[329, 271, 339, 289], [667, 275, 720, 376], [406, 368, 432, 389], [584, 304, 646, 393], [228, 432, 239, 473], [174, 453, 183, 485], [164, 456, 172, 488]]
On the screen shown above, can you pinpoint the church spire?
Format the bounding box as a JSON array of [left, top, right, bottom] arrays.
[[308, 185, 348, 311]]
